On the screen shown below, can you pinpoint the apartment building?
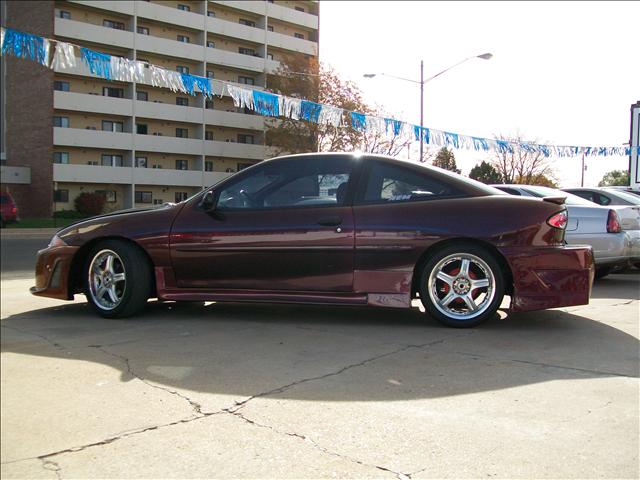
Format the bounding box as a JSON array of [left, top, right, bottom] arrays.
[[0, 0, 319, 217]]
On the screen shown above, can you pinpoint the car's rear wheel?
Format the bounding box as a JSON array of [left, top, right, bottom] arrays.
[[84, 240, 152, 318], [594, 266, 612, 280], [419, 244, 504, 328]]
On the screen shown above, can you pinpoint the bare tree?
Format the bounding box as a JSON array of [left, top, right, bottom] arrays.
[[490, 134, 557, 184]]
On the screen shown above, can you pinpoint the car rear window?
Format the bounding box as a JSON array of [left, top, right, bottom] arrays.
[[521, 186, 596, 206]]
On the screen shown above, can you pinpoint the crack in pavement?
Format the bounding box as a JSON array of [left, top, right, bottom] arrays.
[[39, 458, 62, 480], [452, 351, 637, 378], [227, 410, 410, 480], [1, 324, 67, 350]]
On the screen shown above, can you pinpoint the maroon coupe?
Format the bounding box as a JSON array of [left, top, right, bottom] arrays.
[[32, 153, 594, 327]]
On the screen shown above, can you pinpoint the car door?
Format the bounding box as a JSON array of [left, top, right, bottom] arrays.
[[170, 155, 358, 292]]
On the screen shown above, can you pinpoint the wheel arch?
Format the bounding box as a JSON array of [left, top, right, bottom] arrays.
[[411, 237, 514, 298], [68, 236, 157, 298]]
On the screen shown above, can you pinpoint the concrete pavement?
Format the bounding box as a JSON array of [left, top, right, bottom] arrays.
[[1, 270, 638, 479]]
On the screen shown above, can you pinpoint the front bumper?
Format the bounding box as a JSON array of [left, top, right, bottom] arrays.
[[30, 245, 80, 300], [501, 245, 594, 312]]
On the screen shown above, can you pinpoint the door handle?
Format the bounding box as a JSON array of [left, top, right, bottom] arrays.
[[317, 216, 342, 227]]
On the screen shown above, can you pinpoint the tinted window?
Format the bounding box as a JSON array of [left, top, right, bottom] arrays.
[[522, 186, 595, 206], [495, 187, 522, 196], [359, 161, 462, 204], [569, 191, 596, 202], [217, 157, 354, 210], [596, 193, 611, 205]]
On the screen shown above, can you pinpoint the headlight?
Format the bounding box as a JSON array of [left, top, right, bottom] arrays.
[[48, 234, 68, 247]]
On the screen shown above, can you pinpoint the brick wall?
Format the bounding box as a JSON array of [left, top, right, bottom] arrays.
[[1, 1, 54, 218]]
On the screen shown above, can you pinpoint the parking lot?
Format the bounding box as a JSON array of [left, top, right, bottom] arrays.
[[1, 234, 638, 479]]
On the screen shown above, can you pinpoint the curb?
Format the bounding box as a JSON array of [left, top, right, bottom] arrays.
[[1, 228, 58, 238]]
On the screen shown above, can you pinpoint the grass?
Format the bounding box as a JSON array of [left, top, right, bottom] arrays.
[[5, 218, 81, 229]]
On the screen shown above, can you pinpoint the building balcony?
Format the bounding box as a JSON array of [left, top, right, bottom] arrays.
[[266, 2, 319, 29], [135, 100, 204, 125], [1, 165, 31, 185], [136, 0, 206, 31], [133, 167, 206, 188], [55, 17, 133, 49], [204, 109, 265, 130], [67, 0, 135, 16], [134, 134, 204, 156], [53, 163, 134, 185], [135, 34, 204, 63], [267, 31, 317, 56], [54, 91, 133, 117], [206, 16, 265, 45], [204, 139, 266, 160], [206, 47, 267, 73], [54, 127, 134, 150]]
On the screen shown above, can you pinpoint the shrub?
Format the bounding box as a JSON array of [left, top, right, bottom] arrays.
[[74, 192, 105, 216], [53, 209, 88, 219]]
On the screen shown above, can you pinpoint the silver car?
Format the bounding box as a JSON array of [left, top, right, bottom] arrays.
[[492, 185, 640, 278], [561, 187, 640, 207]]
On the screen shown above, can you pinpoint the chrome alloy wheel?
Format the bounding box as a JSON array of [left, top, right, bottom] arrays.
[[88, 249, 127, 311], [428, 253, 496, 321]]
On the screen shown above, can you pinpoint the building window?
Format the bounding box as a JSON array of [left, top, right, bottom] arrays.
[[136, 90, 148, 101], [96, 190, 117, 203], [101, 154, 124, 167], [175, 128, 188, 138], [176, 97, 189, 107], [207, 10, 215, 17], [239, 47, 257, 56], [53, 116, 69, 128], [237, 134, 254, 144], [206, 70, 214, 79], [175, 192, 188, 202], [53, 152, 69, 164], [294, 32, 304, 39], [103, 19, 125, 30], [205, 99, 214, 109], [205, 161, 213, 171], [267, 25, 274, 32], [135, 191, 153, 204], [102, 87, 124, 98], [207, 41, 215, 48], [175, 159, 188, 170], [53, 190, 69, 202], [238, 76, 255, 85], [177, 35, 190, 43], [239, 18, 256, 27], [237, 162, 253, 171], [205, 131, 213, 141], [58, 10, 71, 19], [267, 53, 273, 60], [177, 4, 190, 12], [153, 199, 164, 205], [54, 81, 70, 92], [136, 124, 148, 135], [295, 6, 305, 12], [136, 156, 147, 168], [152, 164, 163, 168], [102, 120, 124, 132], [176, 66, 189, 74], [137, 26, 149, 35]]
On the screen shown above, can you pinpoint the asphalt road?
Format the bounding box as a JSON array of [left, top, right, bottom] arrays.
[[1, 235, 638, 479], [0, 236, 50, 280]]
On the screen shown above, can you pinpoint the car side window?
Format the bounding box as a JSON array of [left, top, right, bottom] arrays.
[[571, 191, 595, 203], [216, 157, 354, 210], [358, 161, 461, 204], [498, 187, 522, 196], [596, 193, 611, 205]]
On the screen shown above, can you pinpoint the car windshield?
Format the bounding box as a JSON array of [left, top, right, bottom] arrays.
[[522, 185, 596, 206], [605, 189, 640, 205]]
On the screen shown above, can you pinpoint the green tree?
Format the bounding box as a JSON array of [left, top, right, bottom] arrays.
[[469, 161, 501, 184], [598, 169, 630, 186], [432, 147, 461, 174], [516, 173, 558, 188]]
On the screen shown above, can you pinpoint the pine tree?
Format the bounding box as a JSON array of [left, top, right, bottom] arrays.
[[432, 147, 461, 174]]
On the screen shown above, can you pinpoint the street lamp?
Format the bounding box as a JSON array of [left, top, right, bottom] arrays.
[[364, 53, 493, 161]]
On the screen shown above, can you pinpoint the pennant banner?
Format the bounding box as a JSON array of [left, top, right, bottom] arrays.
[[1, 26, 638, 159]]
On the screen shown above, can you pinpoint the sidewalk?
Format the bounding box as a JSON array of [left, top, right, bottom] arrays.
[[0, 228, 58, 238]]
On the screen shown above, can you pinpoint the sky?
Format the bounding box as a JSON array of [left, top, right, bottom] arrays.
[[318, 1, 640, 187]]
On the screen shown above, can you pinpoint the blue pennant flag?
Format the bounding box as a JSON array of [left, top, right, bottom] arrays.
[[351, 112, 366, 131], [413, 126, 430, 144], [253, 90, 280, 117], [472, 137, 489, 151], [80, 48, 112, 80], [2, 28, 49, 65], [444, 132, 459, 148], [385, 118, 402, 137], [300, 100, 323, 123]]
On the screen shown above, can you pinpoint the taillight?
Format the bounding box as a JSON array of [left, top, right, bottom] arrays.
[[547, 210, 568, 229], [11, 206, 16, 214], [607, 209, 621, 233]]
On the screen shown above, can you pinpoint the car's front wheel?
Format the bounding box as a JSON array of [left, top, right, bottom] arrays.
[[419, 244, 504, 328], [84, 240, 152, 318]]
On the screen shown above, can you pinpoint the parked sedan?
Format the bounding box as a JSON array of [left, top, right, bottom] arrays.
[[32, 154, 594, 328], [493, 184, 639, 277], [562, 187, 640, 206]]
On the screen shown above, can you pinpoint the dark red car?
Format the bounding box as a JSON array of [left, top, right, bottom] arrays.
[[31, 153, 594, 327], [0, 192, 19, 227]]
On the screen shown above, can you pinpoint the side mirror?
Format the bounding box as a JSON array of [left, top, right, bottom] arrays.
[[200, 190, 217, 212]]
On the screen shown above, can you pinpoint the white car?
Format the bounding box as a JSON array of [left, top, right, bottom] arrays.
[[492, 184, 640, 278]]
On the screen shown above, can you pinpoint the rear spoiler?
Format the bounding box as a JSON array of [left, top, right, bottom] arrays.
[[542, 196, 566, 205]]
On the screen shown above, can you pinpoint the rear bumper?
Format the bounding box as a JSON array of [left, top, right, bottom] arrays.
[[567, 231, 638, 267], [30, 245, 79, 300], [501, 245, 594, 312]]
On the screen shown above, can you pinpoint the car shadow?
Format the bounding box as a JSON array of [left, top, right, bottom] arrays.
[[591, 271, 640, 299], [1, 300, 638, 403]]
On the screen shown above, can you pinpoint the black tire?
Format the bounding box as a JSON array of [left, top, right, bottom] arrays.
[[594, 267, 611, 280], [418, 243, 505, 328], [83, 239, 153, 318]]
